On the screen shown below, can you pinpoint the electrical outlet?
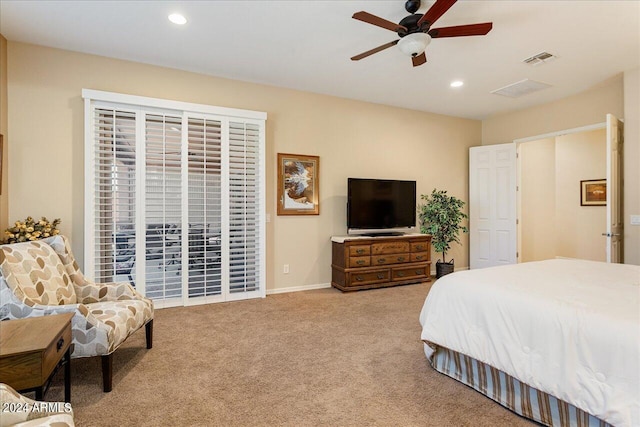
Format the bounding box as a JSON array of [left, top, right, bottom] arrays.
[[283, 264, 289, 274], [631, 215, 640, 226]]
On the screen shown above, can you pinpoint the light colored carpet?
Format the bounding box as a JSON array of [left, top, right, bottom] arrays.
[[44, 282, 534, 426]]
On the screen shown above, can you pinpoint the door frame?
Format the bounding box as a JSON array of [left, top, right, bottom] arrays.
[[513, 122, 606, 263]]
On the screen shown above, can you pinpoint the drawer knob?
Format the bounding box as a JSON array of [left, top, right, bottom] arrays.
[[397, 271, 405, 277], [57, 337, 65, 351], [377, 258, 386, 263], [397, 256, 405, 262], [355, 275, 364, 281], [416, 270, 422, 275], [356, 260, 365, 265], [415, 255, 423, 260], [377, 273, 384, 279], [356, 249, 364, 254], [416, 245, 424, 250]]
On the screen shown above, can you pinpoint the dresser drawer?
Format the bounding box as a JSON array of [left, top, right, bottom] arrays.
[[349, 256, 371, 268], [411, 241, 430, 252], [411, 252, 429, 262], [348, 269, 390, 286], [42, 323, 72, 380], [371, 241, 410, 255], [349, 245, 371, 256], [372, 253, 410, 266], [392, 265, 428, 281]]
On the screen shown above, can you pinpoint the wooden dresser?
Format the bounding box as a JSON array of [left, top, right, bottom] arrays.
[[331, 234, 432, 291]]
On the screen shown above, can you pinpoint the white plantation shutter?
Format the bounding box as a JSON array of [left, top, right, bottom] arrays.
[[228, 121, 261, 296], [90, 107, 137, 284], [84, 90, 266, 307], [144, 114, 183, 301], [187, 118, 223, 299]]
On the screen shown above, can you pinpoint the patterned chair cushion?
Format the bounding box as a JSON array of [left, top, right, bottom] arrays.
[[86, 299, 153, 352], [0, 383, 74, 427], [0, 241, 77, 306], [43, 236, 87, 287]]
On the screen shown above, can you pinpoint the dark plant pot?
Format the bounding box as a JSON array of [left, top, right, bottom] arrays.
[[436, 260, 455, 279]]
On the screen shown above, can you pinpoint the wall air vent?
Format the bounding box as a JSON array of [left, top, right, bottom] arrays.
[[490, 79, 552, 98], [523, 51, 557, 66]]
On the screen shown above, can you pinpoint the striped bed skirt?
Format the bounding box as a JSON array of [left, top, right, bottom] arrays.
[[428, 345, 610, 427]]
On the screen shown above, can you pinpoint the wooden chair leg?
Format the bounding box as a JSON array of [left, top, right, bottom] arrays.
[[145, 319, 153, 349], [101, 354, 113, 393]]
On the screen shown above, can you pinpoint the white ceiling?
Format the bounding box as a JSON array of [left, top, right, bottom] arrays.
[[1, 0, 639, 120]]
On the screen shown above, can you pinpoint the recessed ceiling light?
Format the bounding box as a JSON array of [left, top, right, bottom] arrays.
[[168, 13, 187, 25], [450, 80, 464, 88]]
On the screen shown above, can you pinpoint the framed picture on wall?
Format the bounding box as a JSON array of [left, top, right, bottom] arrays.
[[580, 179, 606, 206], [277, 153, 319, 215]]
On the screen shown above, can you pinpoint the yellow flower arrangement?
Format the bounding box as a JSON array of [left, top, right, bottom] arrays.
[[4, 216, 61, 244]]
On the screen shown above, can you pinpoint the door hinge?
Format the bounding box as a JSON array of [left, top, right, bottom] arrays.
[[516, 251, 519, 258], [516, 219, 519, 225], [516, 186, 519, 191]]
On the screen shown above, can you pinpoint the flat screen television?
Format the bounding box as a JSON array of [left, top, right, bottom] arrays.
[[347, 178, 416, 235]]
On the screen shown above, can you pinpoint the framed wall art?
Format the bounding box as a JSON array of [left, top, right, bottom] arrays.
[[580, 179, 606, 206], [277, 153, 319, 215]]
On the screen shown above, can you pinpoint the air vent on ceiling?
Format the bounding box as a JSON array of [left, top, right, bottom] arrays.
[[490, 79, 552, 98], [523, 51, 557, 66]]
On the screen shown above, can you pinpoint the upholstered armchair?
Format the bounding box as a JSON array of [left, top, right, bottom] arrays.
[[0, 236, 153, 392], [0, 383, 75, 427]]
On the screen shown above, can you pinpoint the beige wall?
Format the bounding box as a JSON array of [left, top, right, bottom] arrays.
[[0, 35, 7, 233], [555, 130, 606, 261], [6, 42, 479, 291], [520, 138, 555, 262], [483, 75, 640, 265], [482, 77, 623, 145]]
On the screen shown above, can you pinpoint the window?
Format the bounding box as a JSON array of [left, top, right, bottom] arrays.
[[84, 90, 266, 307]]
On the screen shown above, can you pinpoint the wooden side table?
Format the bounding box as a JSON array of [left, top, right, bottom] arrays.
[[0, 313, 73, 402]]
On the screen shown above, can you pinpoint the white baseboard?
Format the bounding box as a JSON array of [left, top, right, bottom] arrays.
[[267, 282, 332, 295]]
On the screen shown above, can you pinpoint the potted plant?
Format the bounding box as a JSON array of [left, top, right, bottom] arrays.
[[418, 189, 468, 278]]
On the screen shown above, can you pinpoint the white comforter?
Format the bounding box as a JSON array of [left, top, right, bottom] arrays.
[[419, 259, 640, 427]]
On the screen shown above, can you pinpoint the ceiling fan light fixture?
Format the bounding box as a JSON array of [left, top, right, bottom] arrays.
[[397, 33, 431, 57]]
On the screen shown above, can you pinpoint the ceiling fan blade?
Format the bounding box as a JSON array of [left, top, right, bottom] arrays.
[[417, 0, 457, 27], [412, 52, 427, 67], [352, 11, 407, 32], [429, 22, 493, 38], [351, 40, 399, 61]]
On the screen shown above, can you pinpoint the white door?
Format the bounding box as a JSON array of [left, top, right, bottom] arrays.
[[605, 114, 624, 263], [469, 143, 517, 269]]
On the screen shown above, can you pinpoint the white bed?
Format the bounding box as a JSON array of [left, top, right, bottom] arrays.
[[419, 259, 640, 427]]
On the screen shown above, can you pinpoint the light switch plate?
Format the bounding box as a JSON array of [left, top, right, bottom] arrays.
[[631, 215, 640, 226]]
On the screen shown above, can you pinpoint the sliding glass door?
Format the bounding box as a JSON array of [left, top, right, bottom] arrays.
[[84, 90, 266, 307]]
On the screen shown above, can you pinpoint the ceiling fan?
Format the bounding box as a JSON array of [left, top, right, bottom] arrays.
[[350, 0, 493, 67]]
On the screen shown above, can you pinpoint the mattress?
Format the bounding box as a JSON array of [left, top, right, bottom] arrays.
[[419, 259, 640, 426]]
